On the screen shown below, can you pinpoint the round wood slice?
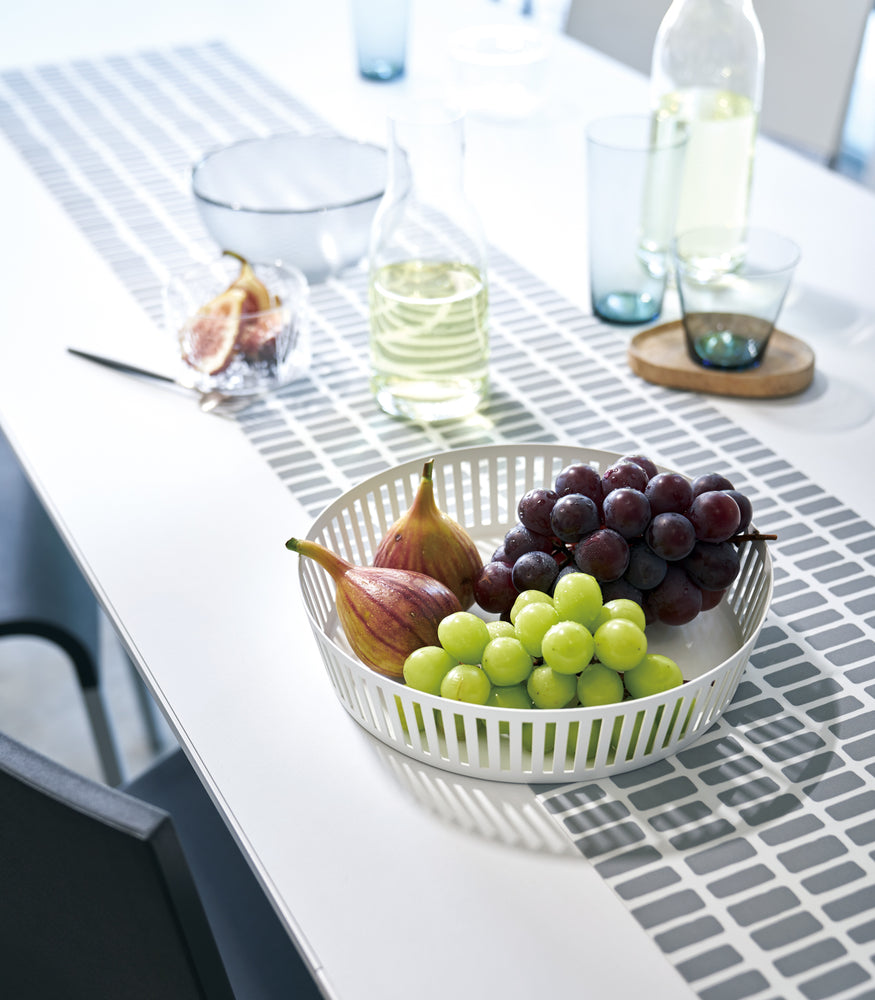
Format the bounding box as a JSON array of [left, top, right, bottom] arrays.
[[627, 320, 815, 398]]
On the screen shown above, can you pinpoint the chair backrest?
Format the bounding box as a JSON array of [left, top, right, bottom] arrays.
[[564, 0, 872, 163], [0, 731, 236, 1000]]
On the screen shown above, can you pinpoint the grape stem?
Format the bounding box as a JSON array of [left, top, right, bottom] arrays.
[[731, 531, 777, 543]]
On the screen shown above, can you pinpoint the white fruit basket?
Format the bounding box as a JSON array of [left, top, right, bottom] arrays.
[[298, 444, 773, 783]]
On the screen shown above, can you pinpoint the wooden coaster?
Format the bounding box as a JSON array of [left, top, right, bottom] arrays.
[[627, 320, 815, 398]]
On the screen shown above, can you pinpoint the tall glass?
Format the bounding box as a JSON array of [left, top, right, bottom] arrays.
[[350, 0, 410, 82], [368, 101, 489, 421], [586, 114, 687, 325]]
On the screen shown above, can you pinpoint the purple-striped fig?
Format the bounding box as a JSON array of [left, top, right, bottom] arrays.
[[182, 286, 246, 374], [373, 459, 483, 610], [223, 250, 275, 314], [286, 537, 461, 678]]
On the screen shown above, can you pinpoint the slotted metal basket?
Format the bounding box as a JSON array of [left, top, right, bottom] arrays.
[[298, 444, 773, 783]]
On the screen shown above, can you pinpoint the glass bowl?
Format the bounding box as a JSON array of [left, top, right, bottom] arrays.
[[163, 255, 310, 396], [191, 134, 387, 283]]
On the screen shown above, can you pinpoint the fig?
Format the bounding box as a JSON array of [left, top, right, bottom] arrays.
[[373, 459, 484, 610], [181, 254, 280, 373], [183, 286, 246, 374], [235, 312, 280, 362], [222, 250, 274, 315], [286, 537, 462, 678]]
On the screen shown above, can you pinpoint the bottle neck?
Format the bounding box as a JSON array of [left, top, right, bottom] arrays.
[[651, 0, 764, 107], [386, 102, 467, 205]]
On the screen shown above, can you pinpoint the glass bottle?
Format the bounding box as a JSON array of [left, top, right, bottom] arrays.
[[650, 0, 764, 262], [368, 101, 489, 422]]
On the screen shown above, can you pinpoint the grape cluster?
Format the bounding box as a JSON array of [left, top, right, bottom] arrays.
[[402, 578, 683, 714], [474, 454, 755, 628]]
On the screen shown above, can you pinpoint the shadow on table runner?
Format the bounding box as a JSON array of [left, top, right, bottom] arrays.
[[2, 40, 875, 1000]]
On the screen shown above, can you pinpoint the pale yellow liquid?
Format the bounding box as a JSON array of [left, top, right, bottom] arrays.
[[655, 88, 757, 234], [369, 260, 489, 420]]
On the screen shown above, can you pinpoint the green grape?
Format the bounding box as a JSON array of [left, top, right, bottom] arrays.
[[486, 619, 516, 641], [593, 618, 648, 673], [595, 598, 646, 632], [403, 645, 457, 695], [513, 601, 561, 658], [623, 653, 684, 698], [526, 665, 578, 709], [576, 662, 625, 706], [527, 720, 579, 757], [440, 663, 492, 705], [488, 683, 535, 745], [611, 713, 644, 753], [509, 589, 554, 625], [541, 621, 595, 675], [394, 695, 428, 735], [481, 636, 534, 686], [487, 683, 534, 711], [552, 572, 602, 630], [437, 611, 490, 664], [452, 714, 487, 743]]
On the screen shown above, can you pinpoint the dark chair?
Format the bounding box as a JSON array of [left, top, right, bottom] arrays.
[[0, 731, 324, 999], [0, 427, 163, 785]]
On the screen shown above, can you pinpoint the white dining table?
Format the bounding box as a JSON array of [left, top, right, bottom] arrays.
[[2, 2, 874, 999]]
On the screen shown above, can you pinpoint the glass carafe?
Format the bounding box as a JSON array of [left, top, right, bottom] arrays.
[[650, 0, 764, 264], [368, 102, 489, 422]]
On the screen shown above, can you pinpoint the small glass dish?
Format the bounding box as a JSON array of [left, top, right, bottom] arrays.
[[163, 256, 310, 396], [449, 23, 550, 119]]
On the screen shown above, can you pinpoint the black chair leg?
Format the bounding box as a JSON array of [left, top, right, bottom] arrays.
[[0, 622, 125, 786], [127, 658, 168, 755]]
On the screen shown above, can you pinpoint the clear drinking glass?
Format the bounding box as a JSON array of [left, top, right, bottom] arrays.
[[350, 0, 410, 82], [368, 101, 489, 421], [586, 114, 688, 324]]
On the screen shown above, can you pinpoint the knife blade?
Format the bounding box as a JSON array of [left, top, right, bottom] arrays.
[[67, 347, 179, 385]]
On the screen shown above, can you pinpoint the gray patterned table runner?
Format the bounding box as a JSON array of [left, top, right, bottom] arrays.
[[3, 42, 874, 1000]]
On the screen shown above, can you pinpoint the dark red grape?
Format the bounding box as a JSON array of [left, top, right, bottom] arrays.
[[725, 489, 753, 533], [550, 493, 600, 543], [647, 565, 703, 626], [474, 561, 517, 615], [601, 461, 648, 495], [625, 540, 668, 590], [503, 523, 554, 561], [700, 588, 727, 611], [491, 544, 512, 565], [621, 454, 658, 480], [682, 540, 741, 590], [640, 596, 659, 626], [688, 491, 741, 542], [644, 472, 693, 515], [645, 512, 696, 561], [691, 472, 734, 497], [573, 528, 630, 582], [512, 550, 560, 593], [554, 463, 603, 506], [603, 487, 651, 539], [600, 578, 644, 606], [518, 488, 558, 536]]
